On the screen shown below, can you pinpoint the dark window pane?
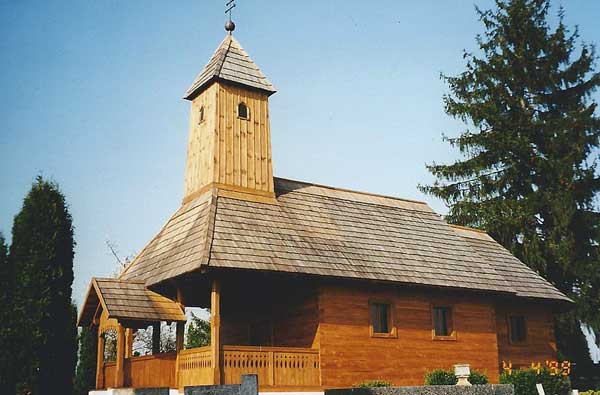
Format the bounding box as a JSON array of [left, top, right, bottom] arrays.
[[433, 306, 452, 336], [370, 303, 390, 333], [238, 102, 248, 119], [198, 106, 204, 124], [509, 316, 526, 343]]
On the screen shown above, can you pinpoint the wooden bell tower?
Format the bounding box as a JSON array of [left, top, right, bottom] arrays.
[[182, 31, 277, 203]]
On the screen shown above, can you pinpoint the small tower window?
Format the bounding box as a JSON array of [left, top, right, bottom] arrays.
[[238, 102, 249, 120], [198, 106, 205, 124]]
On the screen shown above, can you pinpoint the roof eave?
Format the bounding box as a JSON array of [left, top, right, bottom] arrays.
[[184, 77, 277, 101]]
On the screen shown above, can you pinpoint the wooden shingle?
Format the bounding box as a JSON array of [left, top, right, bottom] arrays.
[[119, 178, 571, 303], [77, 278, 186, 326], [184, 34, 276, 100], [452, 226, 572, 302]]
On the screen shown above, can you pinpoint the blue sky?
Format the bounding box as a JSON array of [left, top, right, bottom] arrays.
[[1, 0, 599, 309]]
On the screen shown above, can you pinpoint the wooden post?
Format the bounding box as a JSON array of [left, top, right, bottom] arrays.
[[152, 322, 161, 354], [176, 286, 185, 352], [211, 278, 221, 385], [115, 324, 125, 388], [175, 286, 185, 389], [125, 328, 134, 358], [95, 328, 105, 389]]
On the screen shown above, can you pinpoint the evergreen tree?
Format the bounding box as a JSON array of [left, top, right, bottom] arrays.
[[69, 303, 79, 392], [0, 233, 16, 394], [11, 176, 76, 394], [185, 313, 211, 349], [421, 0, 600, 370], [74, 326, 97, 395]]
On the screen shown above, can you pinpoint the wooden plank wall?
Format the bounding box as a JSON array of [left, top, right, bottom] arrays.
[[318, 282, 502, 388], [186, 84, 217, 198], [184, 82, 274, 200], [495, 303, 557, 369]]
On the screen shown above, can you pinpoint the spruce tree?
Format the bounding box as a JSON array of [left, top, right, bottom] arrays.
[[11, 177, 76, 394], [0, 233, 16, 394], [421, 0, 600, 370]]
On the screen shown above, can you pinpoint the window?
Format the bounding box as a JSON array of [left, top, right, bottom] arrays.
[[432, 306, 454, 338], [369, 301, 395, 337], [508, 315, 527, 343], [198, 106, 205, 124], [238, 102, 249, 119]]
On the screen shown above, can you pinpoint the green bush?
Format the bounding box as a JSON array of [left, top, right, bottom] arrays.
[[580, 391, 600, 395], [425, 369, 458, 385], [425, 369, 489, 385], [356, 380, 392, 388], [499, 368, 570, 395], [468, 371, 489, 385]]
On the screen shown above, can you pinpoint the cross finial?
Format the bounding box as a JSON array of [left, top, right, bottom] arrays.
[[225, 0, 236, 33]]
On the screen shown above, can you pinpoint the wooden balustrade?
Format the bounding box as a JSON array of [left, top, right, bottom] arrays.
[[103, 362, 116, 388], [177, 346, 213, 390], [125, 353, 176, 388], [221, 346, 320, 388], [101, 345, 320, 390]]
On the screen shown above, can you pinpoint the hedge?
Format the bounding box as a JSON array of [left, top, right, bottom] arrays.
[[499, 368, 570, 395], [425, 369, 489, 385]]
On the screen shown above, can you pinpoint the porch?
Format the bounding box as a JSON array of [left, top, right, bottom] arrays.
[[80, 274, 322, 392], [100, 345, 320, 391]]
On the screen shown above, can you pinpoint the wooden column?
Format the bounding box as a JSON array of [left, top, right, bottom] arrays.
[[211, 278, 221, 385], [152, 322, 161, 354], [95, 329, 105, 389], [125, 328, 134, 358], [115, 324, 125, 388], [176, 286, 185, 352], [175, 286, 185, 390]]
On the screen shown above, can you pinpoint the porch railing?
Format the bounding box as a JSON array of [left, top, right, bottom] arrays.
[[177, 346, 213, 389], [221, 345, 320, 388], [126, 352, 176, 388], [102, 345, 320, 390], [103, 362, 116, 388]]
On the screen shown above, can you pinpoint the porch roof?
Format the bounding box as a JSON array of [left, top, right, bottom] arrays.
[[77, 277, 186, 327]]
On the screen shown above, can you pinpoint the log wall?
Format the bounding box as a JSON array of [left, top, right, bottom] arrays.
[[495, 303, 557, 370], [317, 282, 502, 388]]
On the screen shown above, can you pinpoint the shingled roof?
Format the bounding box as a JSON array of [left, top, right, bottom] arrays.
[[119, 178, 570, 303], [77, 278, 186, 326], [184, 34, 276, 100], [452, 226, 571, 302]]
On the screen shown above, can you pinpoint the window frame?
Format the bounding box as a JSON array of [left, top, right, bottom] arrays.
[[368, 299, 397, 338], [431, 305, 457, 341], [237, 102, 250, 120], [507, 314, 528, 345]]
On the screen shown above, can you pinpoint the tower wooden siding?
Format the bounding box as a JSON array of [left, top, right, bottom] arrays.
[[184, 81, 274, 202]]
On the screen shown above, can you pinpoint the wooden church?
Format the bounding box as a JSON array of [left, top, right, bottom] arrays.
[[78, 20, 572, 394]]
